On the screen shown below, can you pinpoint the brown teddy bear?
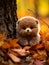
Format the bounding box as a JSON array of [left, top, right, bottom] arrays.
[[16, 16, 40, 46]]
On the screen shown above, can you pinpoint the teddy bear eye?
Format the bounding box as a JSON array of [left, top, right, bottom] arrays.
[[22, 26, 26, 30], [30, 26, 33, 29]]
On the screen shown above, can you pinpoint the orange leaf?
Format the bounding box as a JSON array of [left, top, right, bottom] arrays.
[[36, 44, 44, 49], [30, 44, 44, 51], [2, 42, 10, 49], [8, 38, 21, 48]]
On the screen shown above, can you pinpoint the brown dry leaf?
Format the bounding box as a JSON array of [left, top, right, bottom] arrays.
[[33, 50, 47, 61], [8, 49, 20, 57], [34, 60, 43, 65], [8, 38, 21, 48], [45, 41, 49, 52], [0, 41, 4, 47], [46, 58, 49, 65], [8, 38, 18, 43], [0, 33, 7, 47], [30, 44, 44, 51], [2, 42, 10, 49], [36, 44, 44, 50], [0, 33, 7, 41], [1, 38, 21, 49], [12, 49, 29, 56], [29, 60, 43, 65], [8, 52, 21, 63], [9, 60, 24, 65], [23, 46, 30, 51]]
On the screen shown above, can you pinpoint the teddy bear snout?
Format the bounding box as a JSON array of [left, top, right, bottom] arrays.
[[27, 30, 29, 32], [25, 28, 32, 32]]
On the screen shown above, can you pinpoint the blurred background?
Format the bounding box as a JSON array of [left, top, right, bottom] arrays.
[[17, 0, 49, 18]]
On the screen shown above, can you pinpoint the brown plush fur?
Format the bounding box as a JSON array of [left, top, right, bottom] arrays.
[[16, 16, 40, 46]]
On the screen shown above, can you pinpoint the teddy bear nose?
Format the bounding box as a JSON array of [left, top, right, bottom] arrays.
[[27, 30, 29, 32]]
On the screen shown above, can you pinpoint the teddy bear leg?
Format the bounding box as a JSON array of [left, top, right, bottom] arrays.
[[29, 40, 36, 46], [29, 38, 40, 46], [19, 38, 28, 46]]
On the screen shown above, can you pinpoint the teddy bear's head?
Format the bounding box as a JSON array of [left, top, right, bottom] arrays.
[[16, 16, 40, 37]]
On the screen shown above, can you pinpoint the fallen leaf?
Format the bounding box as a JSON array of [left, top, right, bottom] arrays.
[[12, 49, 29, 56], [8, 52, 21, 63]]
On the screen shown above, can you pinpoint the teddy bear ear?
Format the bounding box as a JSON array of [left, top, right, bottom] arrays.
[[16, 20, 20, 29], [17, 21, 20, 24], [35, 19, 39, 24], [16, 21, 19, 24], [16, 21, 19, 30]]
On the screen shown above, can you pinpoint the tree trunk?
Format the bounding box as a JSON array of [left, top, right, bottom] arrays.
[[0, 0, 18, 38]]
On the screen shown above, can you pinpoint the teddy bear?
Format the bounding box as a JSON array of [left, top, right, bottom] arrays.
[[16, 16, 40, 46]]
